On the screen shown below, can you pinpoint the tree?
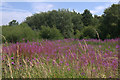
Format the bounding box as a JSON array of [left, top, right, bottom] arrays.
[[91, 15, 101, 27], [99, 4, 120, 39], [72, 12, 84, 35], [47, 10, 58, 28], [40, 26, 63, 40], [82, 9, 93, 26], [74, 29, 84, 39], [9, 20, 19, 26], [24, 9, 75, 38], [82, 26, 96, 39]]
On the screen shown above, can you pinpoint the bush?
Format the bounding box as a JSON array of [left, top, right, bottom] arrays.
[[82, 26, 96, 39], [74, 30, 84, 39], [40, 26, 64, 40], [2, 24, 36, 43]]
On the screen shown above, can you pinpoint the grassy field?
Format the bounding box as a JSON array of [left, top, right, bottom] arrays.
[[1, 39, 119, 78]]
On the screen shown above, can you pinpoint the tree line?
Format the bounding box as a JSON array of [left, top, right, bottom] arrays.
[[2, 4, 120, 43]]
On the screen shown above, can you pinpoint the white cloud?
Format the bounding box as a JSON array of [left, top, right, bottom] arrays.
[[1, 11, 32, 26], [0, 2, 54, 26], [90, 6, 106, 15], [32, 3, 54, 13], [90, 3, 116, 15], [0, 3, 32, 26]]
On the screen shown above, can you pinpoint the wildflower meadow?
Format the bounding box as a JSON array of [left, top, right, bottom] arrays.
[[2, 39, 119, 78], [1, 2, 120, 79]]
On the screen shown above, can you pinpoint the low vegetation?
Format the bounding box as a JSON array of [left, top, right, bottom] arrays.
[[2, 39, 119, 78]]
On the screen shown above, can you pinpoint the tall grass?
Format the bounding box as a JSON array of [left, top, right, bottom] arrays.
[[2, 38, 119, 78]]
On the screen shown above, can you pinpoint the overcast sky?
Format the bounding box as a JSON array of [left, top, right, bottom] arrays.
[[0, 2, 118, 26]]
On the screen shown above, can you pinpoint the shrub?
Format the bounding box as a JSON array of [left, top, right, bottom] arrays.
[[40, 26, 64, 40], [82, 26, 96, 39], [74, 30, 84, 39], [2, 24, 36, 43]]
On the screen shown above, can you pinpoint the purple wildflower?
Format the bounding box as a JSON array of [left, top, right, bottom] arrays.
[[60, 61, 63, 64], [99, 45, 101, 48], [116, 45, 119, 48], [19, 65, 22, 67], [67, 67, 70, 71], [11, 62, 14, 65], [41, 63, 44, 64], [66, 63, 69, 66], [81, 72, 85, 75], [11, 57, 14, 60], [98, 67, 100, 70], [52, 61, 55, 65], [22, 38, 25, 41], [109, 76, 111, 78], [92, 69, 96, 72], [37, 62, 39, 64], [33, 58, 36, 61]]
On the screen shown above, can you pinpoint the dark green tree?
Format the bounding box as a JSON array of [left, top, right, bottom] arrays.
[[24, 9, 75, 38], [82, 9, 93, 26], [56, 9, 74, 38], [82, 26, 96, 39], [72, 12, 84, 35], [99, 4, 120, 39], [9, 20, 19, 26], [91, 15, 101, 27], [40, 26, 63, 40], [47, 10, 58, 28]]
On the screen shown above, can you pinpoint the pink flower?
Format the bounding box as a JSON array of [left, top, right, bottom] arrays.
[[92, 69, 96, 72], [67, 67, 70, 71], [99, 45, 101, 48], [66, 63, 69, 66], [60, 61, 63, 64], [11, 62, 14, 65], [11, 57, 14, 60], [81, 72, 85, 75], [109, 76, 111, 78], [22, 38, 25, 41], [116, 45, 119, 48]]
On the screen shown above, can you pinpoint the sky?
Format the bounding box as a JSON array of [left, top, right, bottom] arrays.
[[0, 2, 118, 26]]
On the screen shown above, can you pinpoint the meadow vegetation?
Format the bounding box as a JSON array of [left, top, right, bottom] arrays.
[[2, 39, 119, 78], [1, 3, 120, 78]]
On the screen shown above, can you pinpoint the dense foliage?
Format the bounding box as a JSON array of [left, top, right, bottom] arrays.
[[9, 20, 19, 26], [40, 26, 63, 40], [82, 26, 96, 39], [2, 23, 37, 43], [98, 4, 120, 39], [24, 4, 120, 40], [1, 4, 120, 42], [81, 9, 93, 26]]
